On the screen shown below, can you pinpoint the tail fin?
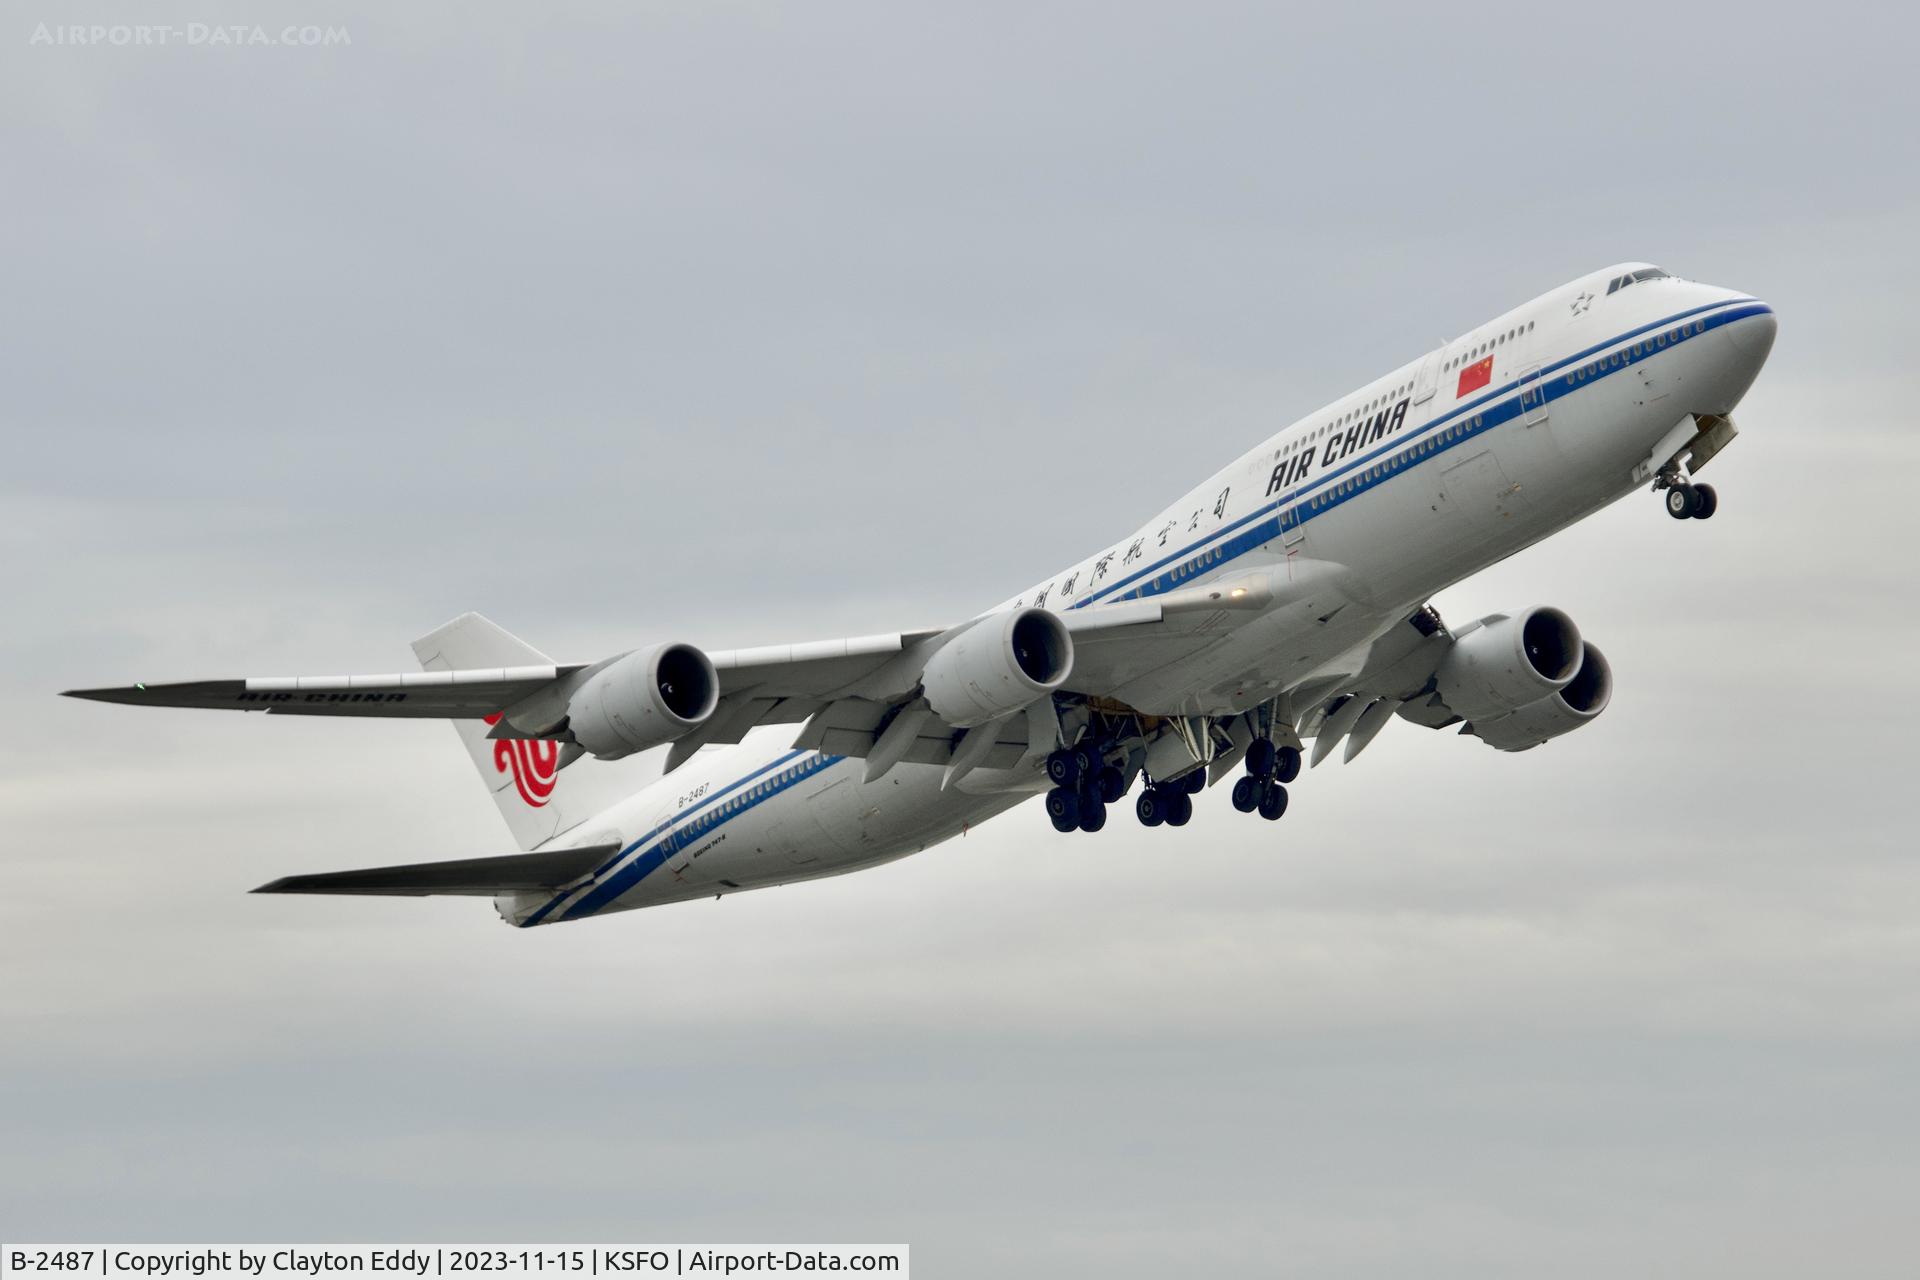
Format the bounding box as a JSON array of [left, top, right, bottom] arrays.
[[410, 612, 602, 850]]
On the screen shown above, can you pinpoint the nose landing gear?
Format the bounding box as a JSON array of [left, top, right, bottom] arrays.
[[1656, 470, 1718, 521]]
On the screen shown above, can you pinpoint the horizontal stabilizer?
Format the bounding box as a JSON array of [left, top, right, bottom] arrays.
[[252, 842, 619, 897]]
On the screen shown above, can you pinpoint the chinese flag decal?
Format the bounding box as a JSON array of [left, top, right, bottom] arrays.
[[1456, 355, 1494, 398]]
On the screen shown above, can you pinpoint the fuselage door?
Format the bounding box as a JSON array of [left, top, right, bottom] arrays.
[[1277, 498, 1309, 578], [1412, 348, 1443, 405], [654, 803, 693, 878], [1279, 503, 1305, 548], [1517, 364, 1550, 426]]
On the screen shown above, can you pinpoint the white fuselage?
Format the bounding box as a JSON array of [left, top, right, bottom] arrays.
[[507, 265, 1777, 927]]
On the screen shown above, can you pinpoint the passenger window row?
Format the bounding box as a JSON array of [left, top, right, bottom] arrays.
[[1302, 414, 1486, 510], [1166, 545, 1226, 587], [1564, 318, 1704, 386], [1445, 321, 1535, 372], [1316, 379, 1418, 436], [698, 763, 814, 825]]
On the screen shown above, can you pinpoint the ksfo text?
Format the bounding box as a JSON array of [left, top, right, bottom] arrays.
[[604, 1252, 896, 1274]]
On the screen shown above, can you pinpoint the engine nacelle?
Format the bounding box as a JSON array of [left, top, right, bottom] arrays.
[[566, 642, 720, 760], [1433, 606, 1583, 724], [1468, 642, 1613, 752], [921, 607, 1073, 728]]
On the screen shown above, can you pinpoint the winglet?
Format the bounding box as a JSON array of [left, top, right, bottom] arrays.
[[63, 680, 248, 707]]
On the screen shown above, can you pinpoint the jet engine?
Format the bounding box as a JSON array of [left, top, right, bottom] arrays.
[[921, 607, 1074, 727], [1467, 642, 1613, 751], [1432, 606, 1583, 723], [566, 642, 720, 760]]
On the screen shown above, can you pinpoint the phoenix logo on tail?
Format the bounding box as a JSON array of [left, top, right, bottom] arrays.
[[483, 713, 559, 807]]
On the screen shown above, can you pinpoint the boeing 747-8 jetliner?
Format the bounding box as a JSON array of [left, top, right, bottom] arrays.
[[68, 264, 1777, 927]]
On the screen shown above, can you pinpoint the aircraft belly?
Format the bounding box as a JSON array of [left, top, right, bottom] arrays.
[[642, 761, 1022, 901], [1115, 592, 1391, 716], [809, 763, 1016, 855]]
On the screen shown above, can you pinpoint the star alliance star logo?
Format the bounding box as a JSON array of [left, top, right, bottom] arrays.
[[1570, 291, 1594, 315]]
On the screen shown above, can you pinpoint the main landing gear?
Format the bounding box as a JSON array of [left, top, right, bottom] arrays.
[[1045, 745, 1127, 834], [1657, 471, 1717, 521], [1135, 768, 1203, 828], [1045, 731, 1303, 834], [1230, 737, 1297, 822]]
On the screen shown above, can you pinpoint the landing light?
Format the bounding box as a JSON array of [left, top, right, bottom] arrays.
[[1230, 587, 1248, 599]]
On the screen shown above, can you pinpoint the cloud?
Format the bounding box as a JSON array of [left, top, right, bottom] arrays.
[[3, 3, 1916, 1274]]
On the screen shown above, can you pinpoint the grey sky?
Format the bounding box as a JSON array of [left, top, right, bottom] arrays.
[[4, 3, 1918, 1276]]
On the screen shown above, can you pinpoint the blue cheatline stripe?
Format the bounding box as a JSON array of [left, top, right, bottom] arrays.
[[1067, 297, 1770, 609], [518, 749, 846, 926]]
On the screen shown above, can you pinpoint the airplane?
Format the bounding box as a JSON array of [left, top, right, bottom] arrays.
[[65, 262, 1777, 928]]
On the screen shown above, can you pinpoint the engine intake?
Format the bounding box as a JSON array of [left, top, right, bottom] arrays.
[[921, 607, 1073, 727], [1469, 642, 1613, 752], [567, 642, 720, 760], [1433, 606, 1582, 723]]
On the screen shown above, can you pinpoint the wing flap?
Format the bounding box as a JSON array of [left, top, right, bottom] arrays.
[[252, 842, 619, 897]]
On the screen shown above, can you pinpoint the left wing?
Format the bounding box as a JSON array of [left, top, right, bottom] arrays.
[[61, 666, 584, 718]]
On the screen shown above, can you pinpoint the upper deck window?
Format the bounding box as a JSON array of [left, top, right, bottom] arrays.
[[1606, 267, 1671, 295]]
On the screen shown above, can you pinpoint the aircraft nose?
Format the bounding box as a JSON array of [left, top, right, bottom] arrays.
[[1725, 304, 1778, 364]]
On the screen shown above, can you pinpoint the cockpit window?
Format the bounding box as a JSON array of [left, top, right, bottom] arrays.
[[1606, 267, 1672, 295]]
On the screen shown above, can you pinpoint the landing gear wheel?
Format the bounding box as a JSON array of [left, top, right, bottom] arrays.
[[1665, 484, 1697, 520], [1273, 745, 1302, 784], [1095, 766, 1126, 804], [1078, 799, 1107, 833], [1692, 483, 1718, 519], [1046, 750, 1082, 788], [1046, 786, 1080, 832], [1165, 791, 1194, 827], [1258, 782, 1289, 821], [1182, 769, 1207, 795], [1136, 790, 1167, 827], [1246, 738, 1276, 778], [1231, 776, 1260, 813]]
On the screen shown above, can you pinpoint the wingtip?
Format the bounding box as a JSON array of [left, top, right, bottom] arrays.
[[251, 879, 294, 894], [62, 685, 133, 704]]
